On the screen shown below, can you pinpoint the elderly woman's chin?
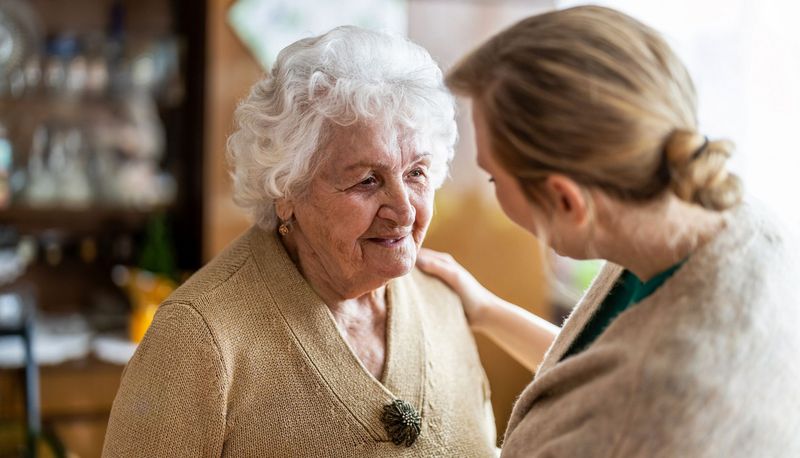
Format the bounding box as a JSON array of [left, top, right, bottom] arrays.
[[361, 234, 421, 281]]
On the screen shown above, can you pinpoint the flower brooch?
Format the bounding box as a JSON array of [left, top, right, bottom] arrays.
[[381, 399, 421, 447]]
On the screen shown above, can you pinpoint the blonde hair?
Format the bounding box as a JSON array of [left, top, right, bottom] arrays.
[[447, 6, 741, 211]]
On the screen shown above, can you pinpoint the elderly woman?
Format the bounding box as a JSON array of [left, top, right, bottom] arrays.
[[103, 26, 496, 457], [418, 6, 800, 457]]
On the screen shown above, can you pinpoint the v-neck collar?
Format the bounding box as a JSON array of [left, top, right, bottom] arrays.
[[248, 226, 427, 442]]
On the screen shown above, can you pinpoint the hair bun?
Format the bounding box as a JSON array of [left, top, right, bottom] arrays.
[[664, 129, 742, 211]]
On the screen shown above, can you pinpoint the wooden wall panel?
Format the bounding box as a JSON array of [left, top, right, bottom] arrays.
[[203, 0, 260, 259]]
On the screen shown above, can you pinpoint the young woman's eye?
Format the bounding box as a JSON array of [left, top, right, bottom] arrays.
[[488, 177, 496, 184]]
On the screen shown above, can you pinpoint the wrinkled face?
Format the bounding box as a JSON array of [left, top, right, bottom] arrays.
[[289, 123, 435, 296], [472, 103, 539, 235]]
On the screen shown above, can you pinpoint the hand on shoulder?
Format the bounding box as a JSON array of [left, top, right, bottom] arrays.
[[416, 247, 497, 330]]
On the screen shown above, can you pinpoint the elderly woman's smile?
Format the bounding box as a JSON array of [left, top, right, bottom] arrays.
[[280, 122, 434, 299], [365, 236, 407, 247]]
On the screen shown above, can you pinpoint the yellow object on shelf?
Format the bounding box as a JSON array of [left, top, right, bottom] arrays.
[[129, 299, 160, 343], [113, 266, 176, 343]]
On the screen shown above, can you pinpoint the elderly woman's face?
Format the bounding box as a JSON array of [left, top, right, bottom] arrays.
[[288, 123, 434, 296]]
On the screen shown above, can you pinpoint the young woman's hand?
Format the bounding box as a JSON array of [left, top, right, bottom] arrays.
[[416, 247, 559, 372], [416, 247, 497, 329]]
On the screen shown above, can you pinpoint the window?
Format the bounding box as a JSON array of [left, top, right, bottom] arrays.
[[560, 0, 800, 223]]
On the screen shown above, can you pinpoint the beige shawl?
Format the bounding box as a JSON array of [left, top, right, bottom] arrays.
[[502, 204, 800, 457]]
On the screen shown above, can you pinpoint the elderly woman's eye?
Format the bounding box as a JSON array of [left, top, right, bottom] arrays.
[[359, 176, 378, 186], [408, 168, 426, 179]]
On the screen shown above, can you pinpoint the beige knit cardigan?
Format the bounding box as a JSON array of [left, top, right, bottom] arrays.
[[103, 227, 497, 457], [502, 204, 800, 457]]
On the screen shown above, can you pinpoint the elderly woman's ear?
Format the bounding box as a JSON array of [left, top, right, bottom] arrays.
[[275, 198, 294, 223]]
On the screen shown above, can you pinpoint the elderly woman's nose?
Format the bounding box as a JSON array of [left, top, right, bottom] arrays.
[[378, 184, 416, 226]]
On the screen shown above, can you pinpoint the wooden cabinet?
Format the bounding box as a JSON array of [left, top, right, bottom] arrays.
[[1, 358, 123, 457], [0, 0, 206, 456]]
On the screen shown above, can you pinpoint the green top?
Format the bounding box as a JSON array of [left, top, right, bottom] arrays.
[[561, 261, 684, 360]]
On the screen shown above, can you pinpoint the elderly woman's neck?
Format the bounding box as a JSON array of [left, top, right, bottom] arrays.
[[279, 228, 389, 380], [306, 265, 388, 313], [280, 231, 389, 309]]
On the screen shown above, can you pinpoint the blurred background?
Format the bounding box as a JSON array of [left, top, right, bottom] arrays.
[[0, 0, 797, 456]]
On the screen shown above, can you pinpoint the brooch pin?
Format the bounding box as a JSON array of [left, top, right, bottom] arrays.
[[381, 399, 421, 447]]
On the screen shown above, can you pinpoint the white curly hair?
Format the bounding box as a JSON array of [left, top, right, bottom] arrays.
[[227, 25, 457, 229]]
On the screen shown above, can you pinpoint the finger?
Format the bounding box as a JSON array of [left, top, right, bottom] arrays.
[[419, 247, 445, 257], [416, 250, 442, 271], [420, 248, 457, 264], [417, 256, 460, 284], [416, 248, 437, 266]]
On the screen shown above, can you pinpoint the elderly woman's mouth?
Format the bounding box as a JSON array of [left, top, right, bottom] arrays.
[[366, 235, 409, 248]]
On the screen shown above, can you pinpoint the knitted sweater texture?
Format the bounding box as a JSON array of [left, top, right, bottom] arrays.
[[103, 227, 496, 457]]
